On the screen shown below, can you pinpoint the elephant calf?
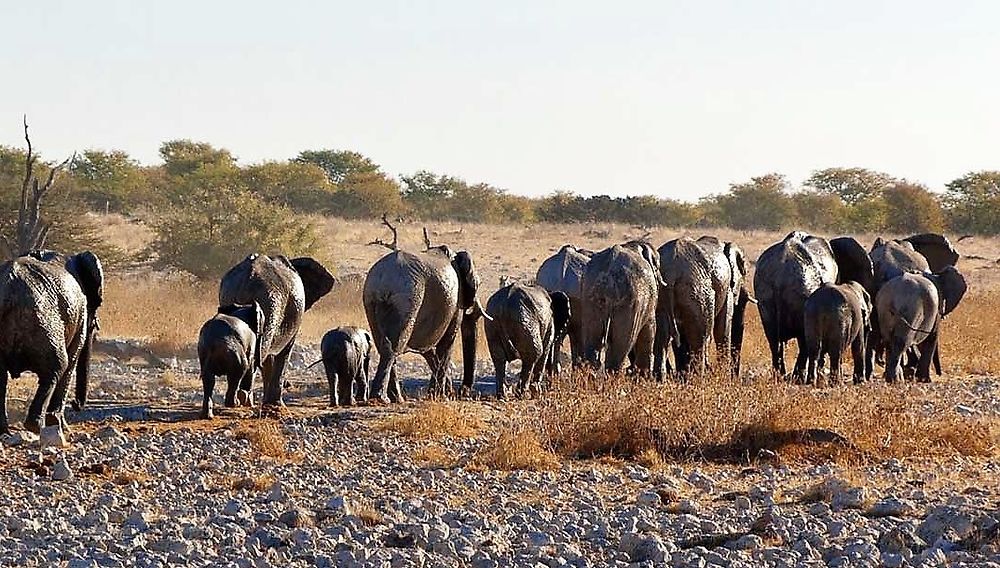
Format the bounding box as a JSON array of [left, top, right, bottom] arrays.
[[484, 283, 571, 399], [803, 282, 871, 386], [318, 326, 373, 406], [198, 303, 263, 419]]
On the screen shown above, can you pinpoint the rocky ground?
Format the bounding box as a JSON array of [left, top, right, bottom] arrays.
[[0, 350, 998, 568]]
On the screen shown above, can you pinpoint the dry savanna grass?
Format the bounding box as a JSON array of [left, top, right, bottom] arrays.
[[113, 469, 151, 486], [231, 473, 277, 492], [530, 370, 998, 465], [411, 442, 460, 469], [378, 402, 484, 439], [470, 426, 560, 471], [234, 419, 290, 459]]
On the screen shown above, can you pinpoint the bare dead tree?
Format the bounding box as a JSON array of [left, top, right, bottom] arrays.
[[367, 213, 399, 251], [0, 116, 75, 258], [422, 227, 432, 250]]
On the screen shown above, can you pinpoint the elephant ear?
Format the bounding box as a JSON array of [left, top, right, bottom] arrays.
[[934, 266, 968, 316], [870, 237, 886, 254], [723, 242, 747, 292], [290, 257, 335, 311], [452, 250, 479, 310], [830, 237, 873, 293], [548, 291, 571, 336], [65, 251, 104, 314], [903, 233, 960, 272]]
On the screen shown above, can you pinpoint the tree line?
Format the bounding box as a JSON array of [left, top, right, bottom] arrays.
[[2, 138, 999, 277]]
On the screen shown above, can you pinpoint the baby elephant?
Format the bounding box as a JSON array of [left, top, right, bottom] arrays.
[[319, 327, 373, 406], [803, 282, 871, 386], [198, 303, 264, 419], [484, 283, 571, 399]]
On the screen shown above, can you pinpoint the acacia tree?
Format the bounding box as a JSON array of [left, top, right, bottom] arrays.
[[0, 117, 74, 259]]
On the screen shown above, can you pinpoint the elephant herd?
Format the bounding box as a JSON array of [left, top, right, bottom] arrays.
[[0, 229, 968, 437]]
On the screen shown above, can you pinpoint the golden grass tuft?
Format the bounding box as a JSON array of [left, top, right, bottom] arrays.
[[234, 420, 289, 459], [532, 370, 998, 465], [379, 402, 484, 439], [354, 499, 384, 526], [113, 470, 150, 486], [231, 473, 276, 492], [470, 426, 560, 471], [411, 442, 459, 469]]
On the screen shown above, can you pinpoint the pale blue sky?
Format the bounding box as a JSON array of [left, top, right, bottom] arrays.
[[2, 1, 998, 199]]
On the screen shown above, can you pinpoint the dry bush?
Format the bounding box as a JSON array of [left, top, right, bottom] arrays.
[[470, 426, 559, 471], [412, 442, 459, 469], [101, 274, 216, 355], [232, 473, 276, 492], [234, 420, 289, 459], [113, 470, 150, 486], [354, 499, 384, 526], [533, 370, 998, 465], [378, 402, 484, 439]]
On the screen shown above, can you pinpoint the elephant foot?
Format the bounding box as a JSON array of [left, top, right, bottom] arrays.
[[45, 413, 61, 427], [201, 409, 215, 420], [236, 390, 253, 407], [368, 394, 392, 405], [23, 418, 42, 435], [70, 399, 84, 412]]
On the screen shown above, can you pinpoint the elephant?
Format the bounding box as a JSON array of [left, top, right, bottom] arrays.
[[484, 283, 571, 399], [654, 236, 752, 379], [869, 234, 959, 374], [535, 244, 593, 366], [198, 303, 264, 419], [219, 254, 335, 407], [876, 266, 967, 382], [803, 282, 871, 386], [754, 232, 872, 380], [0, 250, 104, 435], [318, 326, 373, 407], [363, 244, 489, 403], [580, 244, 659, 374]]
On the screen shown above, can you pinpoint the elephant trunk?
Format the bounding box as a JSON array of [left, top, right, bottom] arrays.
[[460, 310, 479, 390], [72, 317, 97, 411]]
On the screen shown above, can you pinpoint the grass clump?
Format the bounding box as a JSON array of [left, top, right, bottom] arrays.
[[379, 402, 484, 439], [470, 426, 559, 471], [234, 420, 289, 458]]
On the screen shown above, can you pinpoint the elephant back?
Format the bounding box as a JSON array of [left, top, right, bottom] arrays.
[[583, 245, 657, 310], [871, 240, 930, 292], [875, 273, 939, 342], [536, 245, 589, 300], [219, 254, 306, 359]]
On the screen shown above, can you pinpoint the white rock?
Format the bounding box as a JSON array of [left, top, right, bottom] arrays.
[[51, 458, 73, 481], [325, 496, 353, 516], [4, 431, 38, 446]]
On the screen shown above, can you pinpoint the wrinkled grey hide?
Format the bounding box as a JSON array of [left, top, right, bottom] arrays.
[[219, 254, 335, 406], [198, 303, 264, 419], [484, 283, 570, 399], [0, 250, 104, 435], [580, 245, 659, 374], [320, 326, 373, 407], [876, 267, 967, 382], [535, 245, 592, 366], [363, 247, 487, 402], [803, 282, 871, 386], [754, 232, 871, 380]]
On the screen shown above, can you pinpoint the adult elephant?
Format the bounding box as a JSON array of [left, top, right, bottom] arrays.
[[754, 232, 872, 380], [219, 254, 335, 407], [655, 236, 752, 378], [363, 244, 489, 403], [876, 267, 967, 382], [869, 233, 959, 374], [0, 250, 104, 435], [536, 245, 592, 366], [580, 244, 659, 374]]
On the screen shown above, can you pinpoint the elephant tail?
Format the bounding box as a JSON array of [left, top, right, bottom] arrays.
[[888, 308, 936, 335]]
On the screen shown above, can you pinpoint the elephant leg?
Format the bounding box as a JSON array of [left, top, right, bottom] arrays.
[[46, 366, 74, 428], [791, 337, 808, 383], [435, 317, 461, 397], [653, 312, 669, 381], [805, 338, 819, 387], [864, 328, 877, 380], [632, 319, 655, 377], [26, 369, 59, 434], [263, 340, 294, 406], [224, 373, 240, 408], [325, 367, 339, 406], [370, 353, 395, 404], [604, 313, 639, 374], [916, 333, 937, 383], [359, 352, 371, 401], [851, 335, 865, 385], [568, 300, 585, 366], [829, 344, 843, 386], [201, 371, 216, 419], [260, 354, 276, 402], [490, 346, 507, 400], [388, 365, 405, 403], [884, 338, 905, 384], [337, 362, 358, 406], [712, 301, 732, 370], [238, 368, 254, 406], [0, 365, 9, 435], [516, 355, 535, 398]]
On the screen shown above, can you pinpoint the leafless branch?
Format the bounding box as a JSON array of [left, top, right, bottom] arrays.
[[367, 213, 399, 251], [423, 227, 432, 250]]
